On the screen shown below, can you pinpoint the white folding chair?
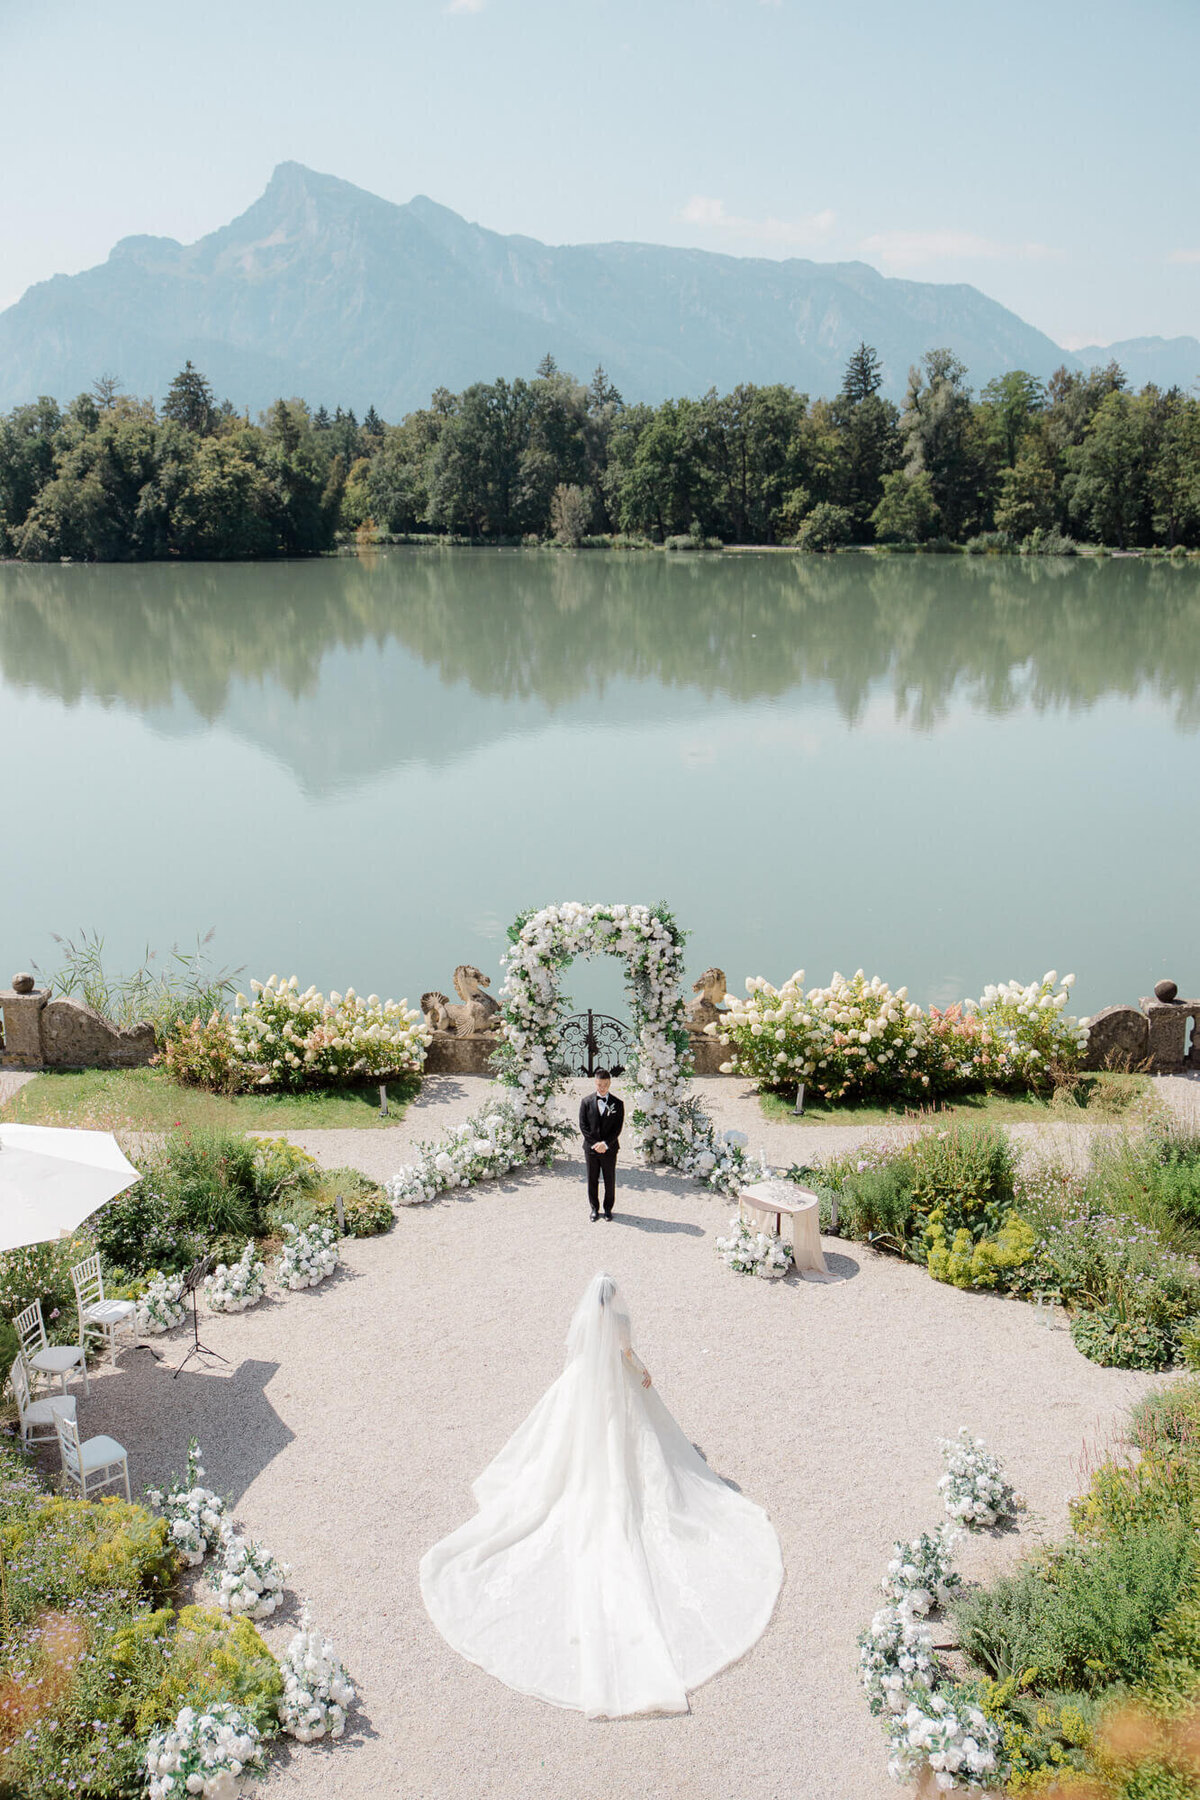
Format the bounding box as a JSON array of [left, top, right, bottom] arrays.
[[14, 1299, 89, 1397], [53, 1408, 130, 1502], [71, 1253, 137, 1364], [9, 1355, 77, 1451]]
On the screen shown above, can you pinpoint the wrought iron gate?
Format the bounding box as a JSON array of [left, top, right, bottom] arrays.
[[560, 1009, 633, 1077]]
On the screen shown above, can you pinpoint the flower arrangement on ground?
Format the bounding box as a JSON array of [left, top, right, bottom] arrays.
[[884, 1683, 1005, 1792], [277, 1609, 357, 1741], [144, 1701, 263, 1800], [859, 1603, 939, 1715], [388, 902, 764, 1209], [230, 975, 429, 1089], [204, 1241, 268, 1313], [938, 1429, 1021, 1528], [136, 1270, 187, 1335], [213, 1523, 288, 1620], [880, 1524, 963, 1614], [714, 1215, 793, 1278], [145, 1438, 227, 1565], [276, 1222, 339, 1290]]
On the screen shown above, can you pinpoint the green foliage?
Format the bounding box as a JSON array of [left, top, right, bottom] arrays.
[[1071, 1309, 1179, 1370], [0, 1238, 82, 1332], [142, 1128, 261, 1242], [907, 1120, 1016, 1233], [955, 1525, 1196, 1693], [37, 927, 239, 1041], [1, 1493, 175, 1629], [795, 500, 854, 551], [312, 1167, 392, 1236], [161, 1009, 241, 1091], [104, 1604, 282, 1736], [926, 1213, 1036, 1289], [92, 1177, 198, 1277]]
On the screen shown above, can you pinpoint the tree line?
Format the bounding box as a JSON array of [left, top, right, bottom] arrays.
[[2, 346, 1198, 561]]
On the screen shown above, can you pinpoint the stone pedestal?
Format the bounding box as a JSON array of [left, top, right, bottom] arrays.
[[1141, 996, 1200, 1072], [0, 981, 49, 1068]]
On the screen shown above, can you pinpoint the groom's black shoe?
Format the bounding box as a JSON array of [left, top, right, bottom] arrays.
[[590, 1208, 600, 1221], [603, 1210, 614, 1220]]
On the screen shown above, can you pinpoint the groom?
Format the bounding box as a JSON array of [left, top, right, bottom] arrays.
[[579, 1069, 624, 1221]]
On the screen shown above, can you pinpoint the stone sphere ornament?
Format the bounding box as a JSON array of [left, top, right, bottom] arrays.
[[1154, 979, 1179, 1003], [10, 972, 35, 995]]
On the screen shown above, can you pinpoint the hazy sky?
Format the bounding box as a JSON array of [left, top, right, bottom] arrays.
[[1, 0, 1196, 347]]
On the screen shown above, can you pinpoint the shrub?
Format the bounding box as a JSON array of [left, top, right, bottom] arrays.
[[1071, 1309, 1179, 1370], [0, 1239, 81, 1335], [1022, 527, 1079, 556], [252, 1135, 321, 1205], [161, 1008, 240, 1092], [927, 1215, 1036, 1289], [796, 501, 854, 551], [92, 1178, 198, 1276], [148, 1128, 260, 1240], [1020, 1198, 1200, 1358], [1, 1493, 175, 1630], [955, 1524, 1195, 1692], [908, 1121, 1016, 1231], [964, 531, 1015, 554], [105, 1604, 283, 1736], [717, 968, 930, 1102], [968, 973, 1089, 1088], [228, 974, 429, 1089], [313, 1167, 393, 1236]]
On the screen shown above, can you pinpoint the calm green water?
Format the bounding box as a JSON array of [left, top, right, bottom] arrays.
[[1, 549, 1194, 1023]]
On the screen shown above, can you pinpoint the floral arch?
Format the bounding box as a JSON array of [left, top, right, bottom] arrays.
[[388, 903, 758, 1206]]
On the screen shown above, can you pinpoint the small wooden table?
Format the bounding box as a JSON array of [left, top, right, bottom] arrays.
[[739, 1179, 831, 1279]]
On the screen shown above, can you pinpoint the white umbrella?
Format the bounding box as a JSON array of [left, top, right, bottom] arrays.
[[0, 1124, 141, 1254]]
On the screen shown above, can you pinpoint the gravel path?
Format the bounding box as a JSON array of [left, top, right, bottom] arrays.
[[64, 1075, 1171, 1800]]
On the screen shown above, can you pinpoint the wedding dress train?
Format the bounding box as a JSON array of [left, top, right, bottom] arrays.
[[420, 1272, 783, 1718]]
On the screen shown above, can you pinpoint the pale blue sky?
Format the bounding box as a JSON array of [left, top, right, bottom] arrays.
[[1, 0, 1196, 348]]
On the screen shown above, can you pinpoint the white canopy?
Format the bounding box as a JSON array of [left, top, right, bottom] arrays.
[[0, 1124, 141, 1254]]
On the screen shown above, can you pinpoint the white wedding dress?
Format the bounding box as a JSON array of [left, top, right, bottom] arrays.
[[420, 1273, 783, 1718]]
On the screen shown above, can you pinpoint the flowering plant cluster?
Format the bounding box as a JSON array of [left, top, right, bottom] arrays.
[[213, 1522, 288, 1620], [388, 1098, 543, 1206], [715, 969, 930, 1101], [859, 1603, 938, 1715], [715, 966, 1088, 1101], [276, 1223, 339, 1290], [204, 1241, 268, 1313], [389, 903, 764, 1208], [276, 1609, 358, 1741], [884, 1684, 1005, 1792], [146, 1438, 227, 1566], [938, 1429, 1021, 1528], [880, 1524, 963, 1614], [228, 974, 430, 1090], [136, 1270, 187, 1335], [714, 1215, 793, 1278], [144, 1702, 262, 1800]]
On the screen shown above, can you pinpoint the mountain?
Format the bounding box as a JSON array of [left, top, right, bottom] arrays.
[[0, 162, 1179, 417], [1073, 336, 1200, 393]]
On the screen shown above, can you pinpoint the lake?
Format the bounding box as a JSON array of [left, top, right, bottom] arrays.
[[1, 548, 1194, 1025]]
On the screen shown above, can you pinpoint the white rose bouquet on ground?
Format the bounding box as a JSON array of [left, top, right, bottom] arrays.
[[136, 1270, 187, 1335], [884, 1682, 1007, 1792], [277, 1609, 358, 1741], [145, 1438, 227, 1566], [204, 1241, 268, 1313], [938, 1428, 1021, 1529], [144, 1702, 262, 1800], [213, 1521, 288, 1620], [880, 1524, 963, 1615], [277, 1222, 339, 1290], [858, 1603, 939, 1715], [714, 1215, 793, 1278]]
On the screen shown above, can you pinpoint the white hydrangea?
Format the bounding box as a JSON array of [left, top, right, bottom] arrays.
[[204, 1241, 268, 1314], [230, 974, 430, 1087], [145, 1439, 226, 1566], [277, 1223, 339, 1290], [277, 1609, 357, 1741], [937, 1428, 1020, 1529], [212, 1522, 288, 1620], [145, 1702, 262, 1800], [136, 1271, 187, 1335]]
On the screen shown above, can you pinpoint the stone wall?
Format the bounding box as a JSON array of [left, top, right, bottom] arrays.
[[1081, 980, 1199, 1074], [0, 974, 156, 1071]]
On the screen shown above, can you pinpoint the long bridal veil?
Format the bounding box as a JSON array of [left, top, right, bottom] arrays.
[[419, 1272, 783, 1719]]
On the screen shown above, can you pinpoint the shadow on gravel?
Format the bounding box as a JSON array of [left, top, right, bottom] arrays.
[[613, 1213, 705, 1237]]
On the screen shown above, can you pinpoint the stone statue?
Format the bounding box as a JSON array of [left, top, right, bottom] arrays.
[[686, 968, 728, 1034], [420, 965, 502, 1039]]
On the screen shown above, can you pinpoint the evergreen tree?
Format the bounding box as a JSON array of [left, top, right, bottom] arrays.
[[363, 404, 384, 437], [162, 361, 217, 436], [841, 343, 884, 404], [313, 405, 331, 430]]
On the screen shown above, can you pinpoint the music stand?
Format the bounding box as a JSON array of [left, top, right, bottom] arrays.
[[171, 1252, 228, 1379]]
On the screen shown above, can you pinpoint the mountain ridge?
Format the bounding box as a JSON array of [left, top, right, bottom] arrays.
[[1, 162, 1196, 415]]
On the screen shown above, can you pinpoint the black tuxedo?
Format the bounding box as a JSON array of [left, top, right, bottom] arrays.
[[579, 1091, 624, 1215]]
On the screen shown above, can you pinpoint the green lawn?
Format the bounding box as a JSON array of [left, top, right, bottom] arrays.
[[756, 1072, 1150, 1129], [1, 1065, 420, 1133]]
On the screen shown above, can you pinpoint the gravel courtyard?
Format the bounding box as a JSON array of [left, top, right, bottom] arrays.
[[70, 1077, 1177, 1800]]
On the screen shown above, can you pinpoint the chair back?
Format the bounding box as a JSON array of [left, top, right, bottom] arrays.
[[9, 1355, 32, 1418], [53, 1407, 83, 1476], [71, 1252, 103, 1314], [14, 1300, 47, 1361]]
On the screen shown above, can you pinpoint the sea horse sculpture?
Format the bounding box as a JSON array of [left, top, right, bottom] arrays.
[[420, 965, 502, 1038], [686, 968, 728, 1033]]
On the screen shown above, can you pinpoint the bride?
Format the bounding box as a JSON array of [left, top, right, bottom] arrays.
[[420, 1271, 783, 1718]]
